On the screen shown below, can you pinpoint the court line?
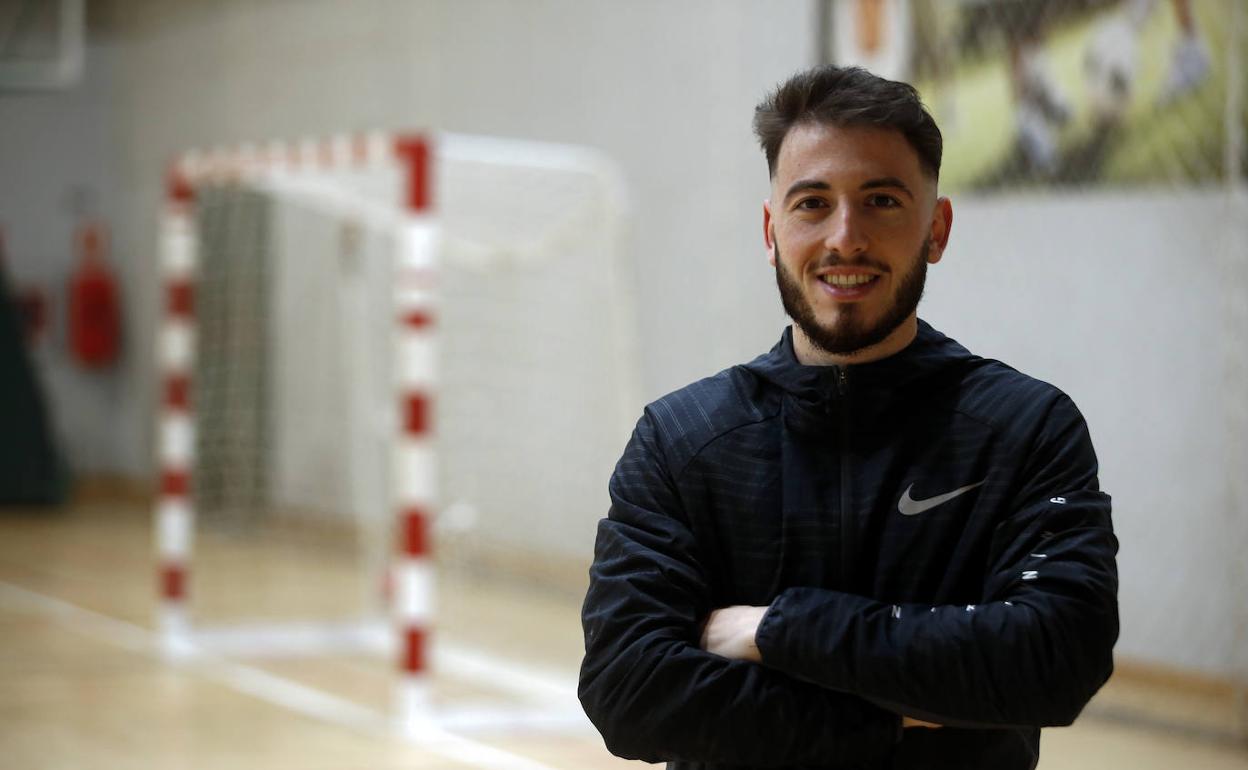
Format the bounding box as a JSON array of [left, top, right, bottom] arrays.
[[0, 579, 571, 770], [182, 618, 584, 708]]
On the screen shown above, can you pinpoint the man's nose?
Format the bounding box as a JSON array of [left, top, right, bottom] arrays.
[[823, 205, 868, 258]]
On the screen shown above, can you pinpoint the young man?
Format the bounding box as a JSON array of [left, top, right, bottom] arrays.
[[579, 66, 1118, 769]]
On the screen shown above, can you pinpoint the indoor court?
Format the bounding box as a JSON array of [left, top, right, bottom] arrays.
[[2, 1, 1247, 768]]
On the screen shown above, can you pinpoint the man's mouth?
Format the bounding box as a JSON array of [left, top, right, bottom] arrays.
[[819, 274, 878, 288]]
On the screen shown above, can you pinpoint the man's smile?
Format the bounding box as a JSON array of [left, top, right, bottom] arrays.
[[816, 271, 881, 299], [820, 273, 877, 287]]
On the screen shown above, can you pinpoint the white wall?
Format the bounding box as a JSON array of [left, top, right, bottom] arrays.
[[1, 0, 1243, 678]]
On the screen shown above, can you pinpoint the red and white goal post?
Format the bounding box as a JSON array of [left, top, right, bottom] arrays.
[[153, 131, 637, 729]]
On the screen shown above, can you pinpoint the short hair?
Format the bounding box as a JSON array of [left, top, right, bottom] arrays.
[[753, 65, 942, 180]]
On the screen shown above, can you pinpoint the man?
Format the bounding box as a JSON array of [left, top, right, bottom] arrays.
[[578, 65, 1118, 769]]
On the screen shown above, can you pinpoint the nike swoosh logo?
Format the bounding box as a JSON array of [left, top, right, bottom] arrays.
[[898, 480, 986, 516]]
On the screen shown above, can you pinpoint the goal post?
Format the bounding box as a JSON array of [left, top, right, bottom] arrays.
[[152, 130, 638, 728]]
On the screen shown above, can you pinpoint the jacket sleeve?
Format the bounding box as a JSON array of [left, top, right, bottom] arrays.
[[754, 394, 1119, 728], [579, 410, 903, 766]]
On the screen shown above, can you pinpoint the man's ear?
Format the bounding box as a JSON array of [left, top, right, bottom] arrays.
[[763, 199, 776, 266], [927, 196, 953, 264]]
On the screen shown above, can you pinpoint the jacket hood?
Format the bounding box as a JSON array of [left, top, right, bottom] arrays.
[[742, 319, 979, 406]]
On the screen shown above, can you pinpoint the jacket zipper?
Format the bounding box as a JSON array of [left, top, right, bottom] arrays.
[[836, 366, 852, 590]]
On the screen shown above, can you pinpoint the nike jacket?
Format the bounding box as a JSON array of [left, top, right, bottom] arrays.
[[579, 321, 1118, 769]]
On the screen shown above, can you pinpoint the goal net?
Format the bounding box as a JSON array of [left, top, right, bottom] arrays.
[[154, 133, 639, 693]]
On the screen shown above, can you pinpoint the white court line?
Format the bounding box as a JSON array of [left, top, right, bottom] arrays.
[[175, 619, 588, 716], [0, 580, 570, 770], [439, 646, 582, 709]]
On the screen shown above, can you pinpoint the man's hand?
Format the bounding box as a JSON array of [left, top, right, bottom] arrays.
[[700, 605, 768, 662]]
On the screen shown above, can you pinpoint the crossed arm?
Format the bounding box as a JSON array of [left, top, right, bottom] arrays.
[[699, 492, 1118, 730], [699, 607, 940, 730]]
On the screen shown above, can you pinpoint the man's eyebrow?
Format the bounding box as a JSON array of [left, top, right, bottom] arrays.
[[783, 177, 916, 202], [860, 177, 914, 200], [782, 179, 830, 201]]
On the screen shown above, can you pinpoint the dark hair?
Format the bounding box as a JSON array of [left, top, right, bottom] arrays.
[[753, 65, 942, 180]]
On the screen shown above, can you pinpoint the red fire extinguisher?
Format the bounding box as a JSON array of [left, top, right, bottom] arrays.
[[68, 222, 121, 368]]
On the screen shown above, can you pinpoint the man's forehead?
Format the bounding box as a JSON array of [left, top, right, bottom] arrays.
[[773, 121, 927, 189]]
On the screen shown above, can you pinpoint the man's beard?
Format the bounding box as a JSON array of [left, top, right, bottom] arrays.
[[774, 238, 929, 357]]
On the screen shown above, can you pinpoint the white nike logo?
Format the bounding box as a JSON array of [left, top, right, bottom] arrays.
[[898, 480, 986, 516]]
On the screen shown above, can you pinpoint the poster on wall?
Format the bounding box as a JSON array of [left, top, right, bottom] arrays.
[[820, 0, 1245, 191]]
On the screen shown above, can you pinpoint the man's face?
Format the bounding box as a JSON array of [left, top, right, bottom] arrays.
[[764, 122, 951, 361]]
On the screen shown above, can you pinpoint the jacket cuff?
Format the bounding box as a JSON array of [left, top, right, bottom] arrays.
[[755, 591, 799, 667], [755, 599, 784, 662]]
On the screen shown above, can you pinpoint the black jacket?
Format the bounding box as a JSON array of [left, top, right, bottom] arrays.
[[579, 321, 1118, 769]]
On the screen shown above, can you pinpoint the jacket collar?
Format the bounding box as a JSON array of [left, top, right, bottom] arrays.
[[743, 319, 977, 405]]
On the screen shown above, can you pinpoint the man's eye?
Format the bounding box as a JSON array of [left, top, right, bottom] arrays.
[[796, 198, 826, 210], [866, 194, 901, 208]]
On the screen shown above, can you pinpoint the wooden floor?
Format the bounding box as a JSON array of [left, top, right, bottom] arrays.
[[1, 499, 1245, 769]]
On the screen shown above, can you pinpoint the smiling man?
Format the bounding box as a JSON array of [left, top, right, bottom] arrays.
[[579, 66, 1118, 770], [766, 119, 945, 365]]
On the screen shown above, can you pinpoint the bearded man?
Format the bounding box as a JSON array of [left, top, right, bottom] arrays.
[[579, 65, 1118, 770]]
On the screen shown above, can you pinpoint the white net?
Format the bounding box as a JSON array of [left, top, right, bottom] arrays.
[[187, 135, 638, 632]]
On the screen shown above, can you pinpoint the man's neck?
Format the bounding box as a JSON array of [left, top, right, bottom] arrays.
[[791, 315, 920, 367]]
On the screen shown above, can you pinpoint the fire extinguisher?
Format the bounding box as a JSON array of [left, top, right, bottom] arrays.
[[68, 222, 121, 368]]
